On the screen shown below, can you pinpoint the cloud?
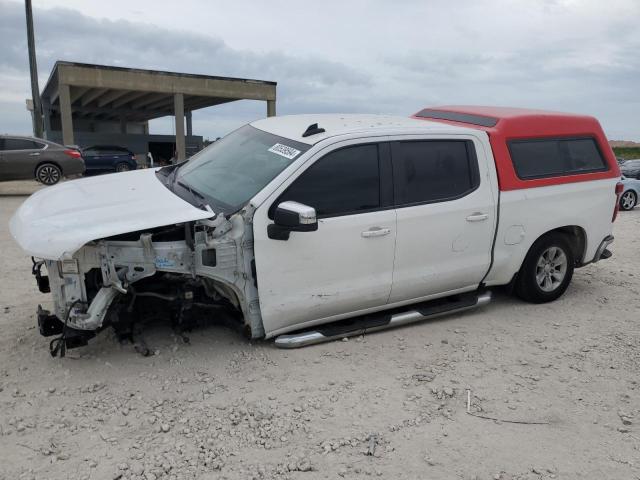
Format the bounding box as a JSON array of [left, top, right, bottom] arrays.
[[0, 0, 372, 137], [0, 0, 639, 140]]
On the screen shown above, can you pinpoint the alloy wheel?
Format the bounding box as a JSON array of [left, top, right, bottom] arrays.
[[621, 191, 636, 210], [535, 246, 568, 292], [37, 165, 61, 185]]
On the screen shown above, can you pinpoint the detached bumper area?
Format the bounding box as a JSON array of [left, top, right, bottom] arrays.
[[37, 305, 97, 355]]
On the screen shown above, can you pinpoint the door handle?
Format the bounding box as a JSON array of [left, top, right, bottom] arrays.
[[361, 227, 391, 238], [29, 152, 40, 156], [466, 212, 488, 222]]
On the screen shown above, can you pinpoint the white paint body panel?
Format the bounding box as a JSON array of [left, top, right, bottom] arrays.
[[250, 114, 475, 147], [9, 168, 212, 259], [484, 177, 617, 286], [254, 210, 396, 333], [389, 135, 498, 302], [252, 136, 400, 335]]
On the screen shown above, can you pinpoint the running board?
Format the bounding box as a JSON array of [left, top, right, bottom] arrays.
[[274, 290, 492, 349]]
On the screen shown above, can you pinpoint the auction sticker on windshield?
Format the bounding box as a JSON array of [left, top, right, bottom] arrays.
[[268, 143, 301, 160]]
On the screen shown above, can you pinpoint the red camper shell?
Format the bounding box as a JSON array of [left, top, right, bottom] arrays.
[[412, 106, 620, 191]]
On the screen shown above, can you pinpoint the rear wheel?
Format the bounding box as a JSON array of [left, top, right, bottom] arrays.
[[35, 163, 62, 185], [515, 233, 574, 303], [620, 190, 637, 211], [115, 162, 131, 173]]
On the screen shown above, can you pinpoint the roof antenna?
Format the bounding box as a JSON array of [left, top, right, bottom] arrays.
[[302, 123, 326, 138]]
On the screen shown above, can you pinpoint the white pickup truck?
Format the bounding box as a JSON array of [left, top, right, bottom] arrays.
[[10, 107, 622, 354]]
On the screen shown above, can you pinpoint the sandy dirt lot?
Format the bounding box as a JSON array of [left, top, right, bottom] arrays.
[[1, 180, 639, 480]]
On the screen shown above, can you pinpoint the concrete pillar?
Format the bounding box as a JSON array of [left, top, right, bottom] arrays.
[[267, 99, 276, 117], [186, 110, 193, 137], [174, 93, 185, 162], [59, 83, 74, 146], [42, 101, 52, 139]]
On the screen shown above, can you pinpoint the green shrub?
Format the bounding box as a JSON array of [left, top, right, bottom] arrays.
[[613, 147, 640, 160]]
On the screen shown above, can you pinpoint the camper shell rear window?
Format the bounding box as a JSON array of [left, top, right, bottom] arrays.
[[508, 137, 608, 180]]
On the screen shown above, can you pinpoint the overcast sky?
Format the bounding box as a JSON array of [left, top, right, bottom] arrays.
[[1, 0, 638, 140]]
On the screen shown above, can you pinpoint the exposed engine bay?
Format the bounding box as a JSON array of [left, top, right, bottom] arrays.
[[35, 208, 262, 357]]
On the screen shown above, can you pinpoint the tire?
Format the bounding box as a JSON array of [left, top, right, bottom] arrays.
[[115, 162, 131, 173], [619, 190, 637, 211], [35, 163, 62, 185], [515, 232, 575, 304]]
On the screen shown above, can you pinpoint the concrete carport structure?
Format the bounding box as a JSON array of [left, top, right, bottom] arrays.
[[40, 61, 277, 161]]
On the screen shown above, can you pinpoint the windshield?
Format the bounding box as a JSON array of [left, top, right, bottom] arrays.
[[173, 125, 310, 212]]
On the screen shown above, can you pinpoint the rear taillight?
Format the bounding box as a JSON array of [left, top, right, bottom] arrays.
[[64, 149, 82, 159], [613, 182, 623, 222]]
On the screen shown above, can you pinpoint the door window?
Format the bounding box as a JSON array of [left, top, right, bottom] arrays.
[[391, 140, 479, 206], [275, 144, 380, 218], [3, 138, 44, 150]]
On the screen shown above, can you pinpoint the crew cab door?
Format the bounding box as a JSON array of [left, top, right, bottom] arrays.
[[389, 136, 497, 303], [253, 141, 396, 336]]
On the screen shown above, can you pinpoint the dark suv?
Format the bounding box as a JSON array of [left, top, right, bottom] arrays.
[[0, 135, 85, 185], [82, 145, 138, 174]]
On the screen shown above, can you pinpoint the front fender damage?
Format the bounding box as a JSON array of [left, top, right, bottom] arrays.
[[39, 207, 263, 356]]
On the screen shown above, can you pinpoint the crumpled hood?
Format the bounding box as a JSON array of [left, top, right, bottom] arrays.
[[9, 168, 214, 259]]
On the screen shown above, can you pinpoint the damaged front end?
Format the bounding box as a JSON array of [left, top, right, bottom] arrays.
[[33, 209, 263, 357]]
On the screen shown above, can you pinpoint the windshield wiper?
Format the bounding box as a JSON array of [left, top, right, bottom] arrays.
[[177, 181, 204, 199], [175, 180, 212, 211]]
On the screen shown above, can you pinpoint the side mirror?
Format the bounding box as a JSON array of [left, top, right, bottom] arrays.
[[268, 201, 318, 240]]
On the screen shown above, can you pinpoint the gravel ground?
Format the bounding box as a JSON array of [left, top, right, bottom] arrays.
[[1, 180, 639, 480]]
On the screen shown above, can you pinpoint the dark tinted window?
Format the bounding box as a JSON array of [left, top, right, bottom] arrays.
[[392, 141, 478, 205], [102, 149, 130, 155], [277, 144, 380, 217], [509, 137, 607, 179], [3, 138, 43, 150], [86, 146, 129, 155]]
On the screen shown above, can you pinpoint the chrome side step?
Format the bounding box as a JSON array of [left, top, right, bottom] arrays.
[[274, 290, 492, 349]]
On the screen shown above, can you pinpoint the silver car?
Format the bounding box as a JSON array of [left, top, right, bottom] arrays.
[[620, 159, 640, 179], [0, 135, 85, 185], [620, 176, 640, 211]]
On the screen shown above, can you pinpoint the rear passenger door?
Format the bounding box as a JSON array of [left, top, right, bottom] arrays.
[[389, 137, 497, 303]]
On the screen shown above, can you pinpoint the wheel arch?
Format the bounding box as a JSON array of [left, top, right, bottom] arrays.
[[548, 225, 587, 266], [34, 159, 63, 177], [507, 225, 585, 288]]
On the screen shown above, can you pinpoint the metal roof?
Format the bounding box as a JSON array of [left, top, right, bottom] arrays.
[[251, 114, 475, 145], [41, 61, 277, 123]]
